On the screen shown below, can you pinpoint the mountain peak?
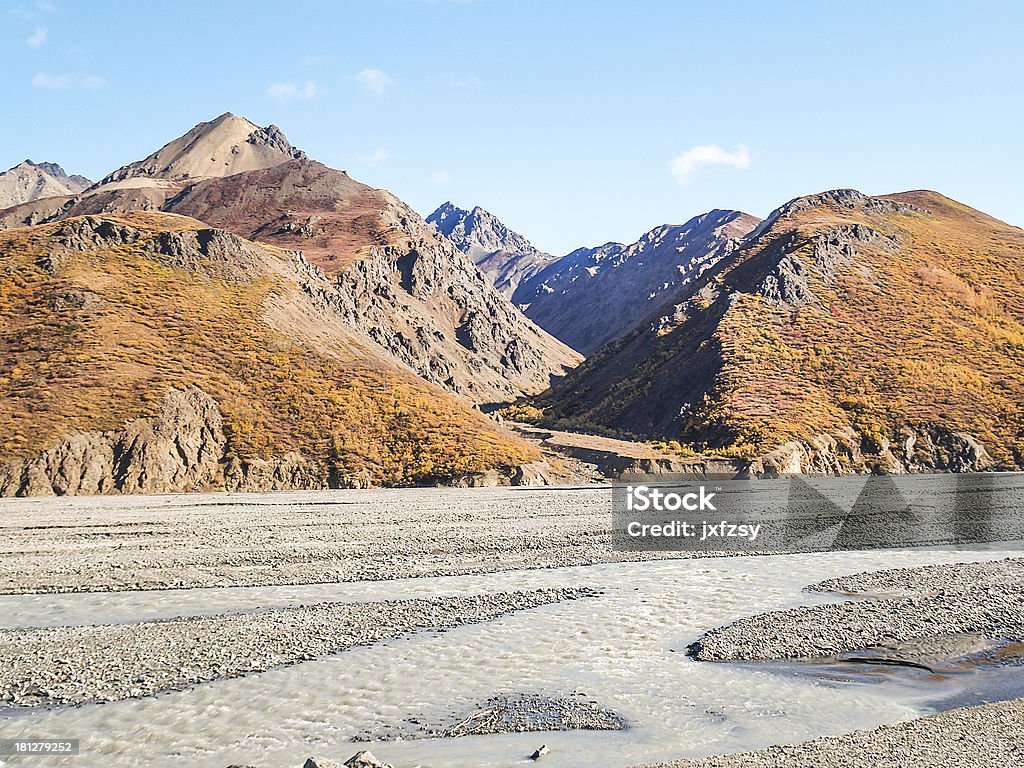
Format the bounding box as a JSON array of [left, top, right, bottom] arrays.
[[0, 158, 91, 209], [97, 113, 305, 188], [427, 202, 556, 298]]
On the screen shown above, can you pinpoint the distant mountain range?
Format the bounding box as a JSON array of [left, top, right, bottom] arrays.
[[431, 202, 759, 354], [426, 202, 559, 298]]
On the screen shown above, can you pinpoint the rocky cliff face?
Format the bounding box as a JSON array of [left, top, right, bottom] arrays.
[[536, 189, 1024, 473], [165, 162, 581, 403], [514, 210, 760, 354], [427, 202, 559, 298], [0, 160, 91, 210], [0, 212, 550, 496], [0, 387, 228, 496]]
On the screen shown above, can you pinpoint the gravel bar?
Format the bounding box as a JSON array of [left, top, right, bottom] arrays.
[[0, 587, 596, 708], [690, 557, 1024, 662], [639, 698, 1024, 768]]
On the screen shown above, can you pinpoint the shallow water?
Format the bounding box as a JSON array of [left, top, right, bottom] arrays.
[[1, 540, 1021, 768]]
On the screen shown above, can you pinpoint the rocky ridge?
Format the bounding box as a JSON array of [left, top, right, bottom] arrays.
[[513, 209, 760, 353], [0, 121, 580, 406]]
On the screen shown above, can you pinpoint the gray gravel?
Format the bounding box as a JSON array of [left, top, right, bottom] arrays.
[[0, 587, 595, 708], [690, 557, 1024, 662], [639, 698, 1024, 768], [353, 691, 627, 741], [0, 488, 689, 594]]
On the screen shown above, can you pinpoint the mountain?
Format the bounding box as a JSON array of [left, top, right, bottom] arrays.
[[0, 212, 541, 496], [0, 116, 580, 405], [427, 202, 559, 298], [534, 189, 1024, 474], [0, 160, 91, 209], [513, 210, 760, 354], [97, 112, 305, 187]]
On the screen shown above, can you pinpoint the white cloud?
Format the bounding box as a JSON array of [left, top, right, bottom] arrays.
[[26, 26, 46, 47], [433, 170, 452, 184], [669, 144, 750, 185], [31, 72, 71, 89], [9, 2, 54, 22], [265, 80, 325, 102], [32, 72, 108, 90], [351, 147, 391, 166], [350, 68, 393, 95]]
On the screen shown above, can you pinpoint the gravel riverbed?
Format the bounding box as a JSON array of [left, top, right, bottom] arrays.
[[0, 588, 595, 708], [0, 487, 683, 594]]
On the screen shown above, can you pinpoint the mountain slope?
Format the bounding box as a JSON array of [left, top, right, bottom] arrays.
[[0, 213, 539, 496], [536, 190, 1024, 473], [0, 117, 580, 404], [0, 161, 91, 209], [514, 210, 759, 354], [427, 202, 559, 298]]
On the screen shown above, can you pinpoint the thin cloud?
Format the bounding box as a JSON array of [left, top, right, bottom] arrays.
[[350, 68, 393, 95], [669, 144, 750, 185], [9, 1, 54, 22], [351, 147, 391, 166], [32, 72, 109, 90], [26, 26, 47, 47], [448, 75, 484, 89], [433, 170, 452, 184], [265, 80, 325, 102]]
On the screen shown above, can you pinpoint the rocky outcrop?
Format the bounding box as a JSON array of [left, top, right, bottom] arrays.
[[449, 461, 556, 488], [310, 201, 580, 403], [0, 387, 225, 497], [0, 386, 347, 497], [757, 427, 994, 476]]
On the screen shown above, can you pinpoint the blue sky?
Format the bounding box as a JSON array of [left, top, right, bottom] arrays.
[[3, 0, 1022, 255]]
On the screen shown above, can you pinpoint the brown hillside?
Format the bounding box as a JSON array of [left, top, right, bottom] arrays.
[[537, 190, 1024, 472], [0, 213, 538, 495]]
